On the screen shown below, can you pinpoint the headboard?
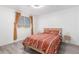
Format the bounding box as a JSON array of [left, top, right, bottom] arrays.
[[44, 28, 62, 36]]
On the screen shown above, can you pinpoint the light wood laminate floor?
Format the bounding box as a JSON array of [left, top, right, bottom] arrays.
[[0, 40, 79, 54]]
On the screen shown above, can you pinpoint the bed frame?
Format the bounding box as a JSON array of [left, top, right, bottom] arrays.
[[23, 28, 62, 54], [25, 45, 44, 54]]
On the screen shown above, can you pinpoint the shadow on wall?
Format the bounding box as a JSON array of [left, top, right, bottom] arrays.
[[63, 35, 72, 43]]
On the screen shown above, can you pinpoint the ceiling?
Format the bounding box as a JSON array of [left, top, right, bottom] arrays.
[[1, 5, 77, 16]]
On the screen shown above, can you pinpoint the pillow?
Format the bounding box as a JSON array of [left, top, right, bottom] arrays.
[[50, 30, 59, 35]]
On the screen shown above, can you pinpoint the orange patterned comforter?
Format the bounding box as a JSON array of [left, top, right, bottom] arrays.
[[23, 33, 61, 54]]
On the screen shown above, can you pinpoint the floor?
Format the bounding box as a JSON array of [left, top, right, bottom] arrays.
[[59, 43, 79, 54], [0, 40, 79, 54]]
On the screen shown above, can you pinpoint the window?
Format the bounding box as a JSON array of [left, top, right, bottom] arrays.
[[18, 16, 30, 27]]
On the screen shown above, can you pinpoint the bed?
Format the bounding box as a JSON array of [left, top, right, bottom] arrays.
[[23, 28, 62, 54]]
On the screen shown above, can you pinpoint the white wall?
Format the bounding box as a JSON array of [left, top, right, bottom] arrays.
[[0, 7, 31, 46], [0, 7, 15, 46], [35, 7, 79, 45], [33, 16, 39, 34]]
